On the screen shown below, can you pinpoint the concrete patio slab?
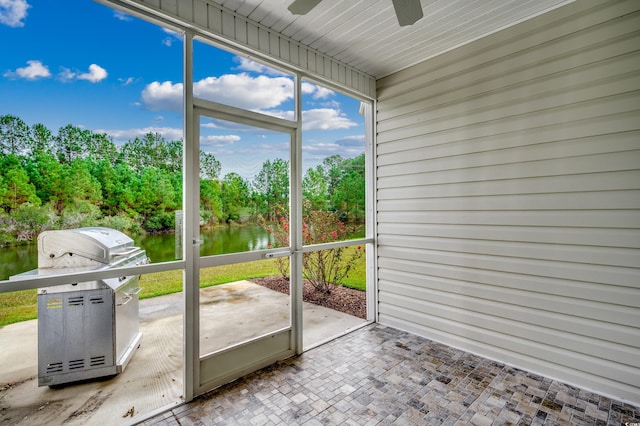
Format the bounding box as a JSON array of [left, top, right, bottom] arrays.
[[0, 281, 366, 425]]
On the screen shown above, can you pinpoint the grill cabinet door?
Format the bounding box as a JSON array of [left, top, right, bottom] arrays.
[[38, 289, 115, 385]]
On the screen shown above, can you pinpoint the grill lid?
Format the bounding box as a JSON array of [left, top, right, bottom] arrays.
[[38, 227, 140, 269]]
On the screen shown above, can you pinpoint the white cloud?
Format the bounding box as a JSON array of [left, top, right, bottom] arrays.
[[77, 64, 108, 83], [234, 57, 267, 73], [6, 61, 108, 83], [95, 126, 183, 143], [301, 82, 315, 96], [4, 59, 50, 79], [233, 56, 287, 77], [57, 67, 76, 82], [239, 107, 356, 131], [0, 0, 29, 27], [118, 76, 136, 86], [201, 135, 241, 146], [201, 121, 222, 129], [59, 64, 108, 83], [301, 108, 356, 131], [141, 73, 294, 112], [302, 138, 364, 160], [202, 119, 279, 136], [195, 73, 293, 110], [141, 80, 183, 112], [257, 110, 292, 121], [313, 86, 334, 99], [139, 77, 355, 133], [301, 81, 334, 99]]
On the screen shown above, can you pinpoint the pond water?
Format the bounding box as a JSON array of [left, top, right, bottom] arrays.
[[0, 225, 272, 281]]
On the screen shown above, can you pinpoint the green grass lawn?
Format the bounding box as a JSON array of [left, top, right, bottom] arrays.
[[0, 246, 366, 327]]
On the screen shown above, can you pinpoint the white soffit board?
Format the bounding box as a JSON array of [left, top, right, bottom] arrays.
[[215, 0, 574, 78]]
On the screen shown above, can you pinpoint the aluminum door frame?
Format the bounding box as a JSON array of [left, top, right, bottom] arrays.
[[184, 77, 301, 396]]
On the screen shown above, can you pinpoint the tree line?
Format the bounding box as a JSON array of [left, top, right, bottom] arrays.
[[0, 115, 365, 247]]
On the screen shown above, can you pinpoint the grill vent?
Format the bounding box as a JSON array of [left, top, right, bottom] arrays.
[[46, 362, 63, 373], [68, 296, 84, 307], [90, 355, 106, 367], [90, 296, 104, 304], [68, 359, 85, 370]]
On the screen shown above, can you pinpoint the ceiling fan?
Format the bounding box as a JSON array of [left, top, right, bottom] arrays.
[[288, 0, 424, 27]]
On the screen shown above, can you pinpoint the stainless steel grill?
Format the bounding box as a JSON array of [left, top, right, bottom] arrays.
[[15, 227, 148, 387]]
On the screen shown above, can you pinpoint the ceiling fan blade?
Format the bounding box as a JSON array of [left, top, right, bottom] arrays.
[[288, 0, 323, 15], [392, 0, 424, 26]]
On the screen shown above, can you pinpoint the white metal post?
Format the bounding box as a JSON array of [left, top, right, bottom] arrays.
[[291, 74, 304, 354], [183, 30, 200, 402], [364, 100, 378, 322]]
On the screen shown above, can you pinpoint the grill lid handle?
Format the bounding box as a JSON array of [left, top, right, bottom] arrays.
[[111, 247, 141, 257]]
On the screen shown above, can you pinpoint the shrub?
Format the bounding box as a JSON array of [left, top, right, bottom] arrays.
[[0, 231, 15, 247], [59, 200, 101, 229], [263, 206, 364, 295], [144, 211, 175, 233]]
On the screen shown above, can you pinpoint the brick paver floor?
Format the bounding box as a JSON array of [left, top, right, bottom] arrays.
[[140, 324, 640, 425]]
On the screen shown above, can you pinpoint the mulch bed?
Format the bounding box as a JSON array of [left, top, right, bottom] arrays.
[[250, 276, 366, 319]]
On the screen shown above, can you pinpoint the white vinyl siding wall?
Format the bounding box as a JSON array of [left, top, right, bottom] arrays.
[[376, 0, 640, 404]]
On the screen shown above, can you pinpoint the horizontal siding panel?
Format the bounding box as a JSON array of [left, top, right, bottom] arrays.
[[377, 108, 640, 157], [378, 234, 640, 268], [378, 91, 639, 144], [378, 286, 639, 368], [378, 31, 640, 122], [378, 26, 640, 116], [378, 223, 640, 249], [377, 147, 640, 180], [378, 128, 640, 170], [378, 61, 640, 135], [378, 258, 640, 312], [376, 190, 640, 211], [378, 257, 640, 308], [380, 270, 640, 342], [376, 210, 640, 229], [377, 149, 640, 187], [378, 263, 640, 324], [377, 171, 640, 200], [378, 244, 638, 296]]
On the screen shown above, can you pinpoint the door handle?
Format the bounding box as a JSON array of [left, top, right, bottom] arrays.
[[264, 251, 291, 259]]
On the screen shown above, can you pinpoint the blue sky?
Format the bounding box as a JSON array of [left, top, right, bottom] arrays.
[[0, 0, 365, 179]]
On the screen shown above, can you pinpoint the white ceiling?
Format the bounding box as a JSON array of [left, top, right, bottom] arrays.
[[213, 0, 572, 79]]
